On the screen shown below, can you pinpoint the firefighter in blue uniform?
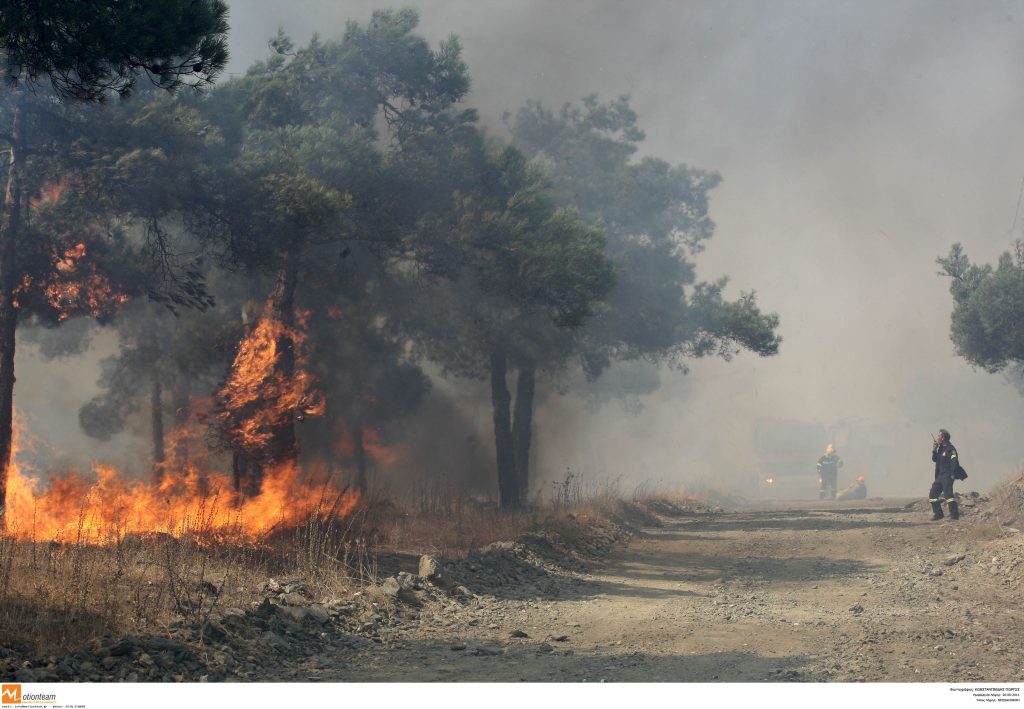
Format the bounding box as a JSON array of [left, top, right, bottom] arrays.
[[929, 428, 960, 521], [816, 444, 843, 500]]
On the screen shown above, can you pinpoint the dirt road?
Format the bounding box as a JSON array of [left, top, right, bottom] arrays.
[[317, 498, 1024, 683]]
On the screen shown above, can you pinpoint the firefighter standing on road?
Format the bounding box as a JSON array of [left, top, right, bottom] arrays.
[[929, 428, 960, 521], [817, 444, 843, 500]]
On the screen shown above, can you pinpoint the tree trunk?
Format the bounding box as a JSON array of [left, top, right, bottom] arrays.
[[171, 377, 190, 467], [146, 312, 165, 482], [150, 364, 165, 480], [267, 248, 299, 468], [0, 104, 23, 528], [351, 421, 367, 493], [512, 359, 536, 504], [490, 347, 519, 508], [231, 451, 247, 493]]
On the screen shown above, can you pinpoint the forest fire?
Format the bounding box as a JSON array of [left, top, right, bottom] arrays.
[[45, 243, 131, 320], [333, 422, 401, 466], [216, 307, 325, 455], [30, 179, 66, 208], [4, 435, 361, 544], [14, 242, 130, 321]]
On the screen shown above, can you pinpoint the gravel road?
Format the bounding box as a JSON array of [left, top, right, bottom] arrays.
[[316, 497, 1024, 683]]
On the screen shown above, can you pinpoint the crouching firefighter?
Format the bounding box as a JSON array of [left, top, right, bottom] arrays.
[[929, 428, 964, 521]]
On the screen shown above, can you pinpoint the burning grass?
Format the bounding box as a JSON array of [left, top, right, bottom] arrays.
[[0, 433, 370, 656], [0, 462, 716, 662], [5, 461, 361, 544], [0, 490, 518, 658], [0, 498, 373, 658]]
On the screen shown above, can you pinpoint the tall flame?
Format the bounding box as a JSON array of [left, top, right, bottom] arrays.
[[216, 306, 324, 456]]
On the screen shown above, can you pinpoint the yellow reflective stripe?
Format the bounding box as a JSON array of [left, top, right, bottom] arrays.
[[928, 498, 940, 502], [946, 498, 956, 503]]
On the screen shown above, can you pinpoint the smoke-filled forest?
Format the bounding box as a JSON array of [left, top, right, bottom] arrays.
[[2, 0, 1024, 695], [1, 3, 788, 538]]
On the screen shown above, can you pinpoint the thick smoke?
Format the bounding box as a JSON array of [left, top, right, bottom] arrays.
[[14, 1, 1024, 499]]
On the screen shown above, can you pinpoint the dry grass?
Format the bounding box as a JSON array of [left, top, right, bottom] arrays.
[[0, 487, 523, 656], [0, 498, 370, 658], [989, 467, 1024, 528], [361, 486, 528, 559], [967, 519, 1008, 543], [0, 469, 687, 661], [372, 507, 529, 559]]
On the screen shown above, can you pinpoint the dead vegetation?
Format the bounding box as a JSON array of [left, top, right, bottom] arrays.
[[0, 470, 703, 664], [989, 467, 1024, 529], [0, 499, 369, 658]]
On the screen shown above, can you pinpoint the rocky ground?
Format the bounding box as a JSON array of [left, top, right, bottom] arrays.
[[4, 490, 1023, 683]]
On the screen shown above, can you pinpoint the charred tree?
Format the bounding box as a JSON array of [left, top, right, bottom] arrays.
[[231, 450, 261, 497], [512, 359, 536, 503], [0, 102, 23, 527], [150, 365, 165, 476], [222, 248, 308, 496], [266, 250, 300, 467], [351, 421, 368, 494], [490, 347, 519, 508], [171, 378, 190, 467], [144, 314, 166, 481]]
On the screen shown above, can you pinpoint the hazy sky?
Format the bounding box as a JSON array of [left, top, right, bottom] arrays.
[[228, 0, 1024, 494], [18, 1, 1024, 498]]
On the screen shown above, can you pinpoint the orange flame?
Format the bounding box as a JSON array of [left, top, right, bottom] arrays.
[[216, 306, 325, 456], [6, 461, 361, 543], [364, 428, 399, 465], [332, 422, 400, 466], [156, 398, 214, 481], [6, 421, 361, 543], [30, 179, 66, 208], [15, 243, 129, 320], [4, 411, 361, 543]]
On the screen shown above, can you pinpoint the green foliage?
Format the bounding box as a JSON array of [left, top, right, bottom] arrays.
[[181, 12, 475, 465], [939, 241, 1024, 373], [0, 87, 220, 318], [508, 94, 780, 379], [402, 134, 615, 380], [0, 0, 229, 100], [452, 145, 614, 330], [194, 11, 474, 271]]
